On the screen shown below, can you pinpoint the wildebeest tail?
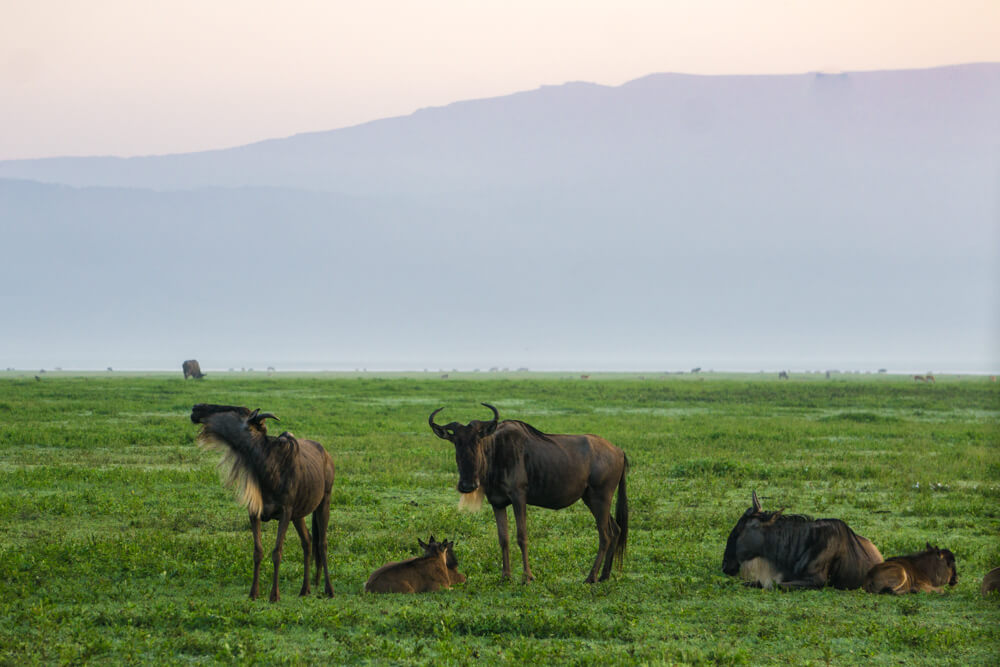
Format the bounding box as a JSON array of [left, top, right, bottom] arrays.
[[614, 455, 629, 570]]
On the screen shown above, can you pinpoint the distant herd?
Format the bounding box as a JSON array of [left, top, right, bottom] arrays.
[[188, 396, 999, 601]]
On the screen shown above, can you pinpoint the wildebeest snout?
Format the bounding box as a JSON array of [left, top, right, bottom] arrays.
[[457, 479, 479, 494]]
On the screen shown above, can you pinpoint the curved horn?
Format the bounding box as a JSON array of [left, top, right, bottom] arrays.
[[481, 402, 499, 425], [256, 412, 279, 422], [429, 407, 447, 438], [248, 408, 260, 420], [752, 489, 762, 513]]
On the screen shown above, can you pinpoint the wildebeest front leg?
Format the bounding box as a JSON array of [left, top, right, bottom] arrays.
[[293, 517, 311, 597], [269, 511, 292, 602], [493, 505, 512, 580], [249, 513, 264, 600], [512, 497, 534, 583]]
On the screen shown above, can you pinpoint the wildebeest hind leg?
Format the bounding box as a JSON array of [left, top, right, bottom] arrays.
[[493, 506, 512, 580], [293, 517, 311, 596], [583, 491, 618, 583]]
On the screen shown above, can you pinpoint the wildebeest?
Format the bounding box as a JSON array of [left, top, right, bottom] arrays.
[[429, 403, 628, 583], [722, 491, 883, 589], [863, 543, 957, 594], [182, 359, 205, 379], [982, 567, 1000, 596], [191, 403, 335, 601], [364, 536, 462, 593], [778, 370, 789, 380]]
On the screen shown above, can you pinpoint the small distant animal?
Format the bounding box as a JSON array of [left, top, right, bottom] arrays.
[[429, 403, 628, 583], [580, 374, 590, 380], [722, 490, 883, 589], [981, 567, 1000, 596], [182, 359, 205, 379], [191, 403, 335, 601], [364, 536, 462, 593], [440, 374, 449, 379], [778, 371, 789, 380], [864, 543, 957, 594], [691, 367, 702, 374]]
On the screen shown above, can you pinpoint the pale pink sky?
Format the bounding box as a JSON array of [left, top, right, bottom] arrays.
[[2, 0, 998, 160]]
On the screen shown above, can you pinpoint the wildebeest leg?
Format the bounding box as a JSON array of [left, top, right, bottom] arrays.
[[583, 490, 619, 583], [778, 574, 827, 589], [293, 517, 311, 597], [511, 496, 534, 583], [313, 493, 334, 596], [493, 505, 512, 580], [249, 513, 264, 600], [269, 511, 292, 602]]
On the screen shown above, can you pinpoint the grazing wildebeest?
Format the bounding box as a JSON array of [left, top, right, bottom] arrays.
[[191, 403, 335, 601], [778, 370, 789, 380], [982, 567, 1000, 596], [364, 536, 461, 593], [183, 359, 205, 379], [864, 543, 957, 594], [722, 491, 883, 589], [429, 403, 628, 583]]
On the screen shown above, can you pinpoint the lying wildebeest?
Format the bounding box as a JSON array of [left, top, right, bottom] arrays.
[[429, 403, 628, 583], [722, 490, 883, 589], [863, 543, 957, 594], [191, 403, 335, 601], [982, 567, 1000, 596], [364, 536, 463, 593], [182, 359, 205, 379]]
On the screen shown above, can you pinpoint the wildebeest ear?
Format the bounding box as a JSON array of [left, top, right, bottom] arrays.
[[418, 537, 428, 550], [763, 509, 784, 526], [751, 490, 762, 513]]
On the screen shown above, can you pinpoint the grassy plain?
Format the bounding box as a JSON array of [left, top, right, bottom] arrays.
[[0, 372, 997, 665]]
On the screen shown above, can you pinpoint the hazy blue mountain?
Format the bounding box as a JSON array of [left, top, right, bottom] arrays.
[[2, 64, 998, 371]]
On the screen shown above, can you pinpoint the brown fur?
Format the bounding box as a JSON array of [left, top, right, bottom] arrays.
[[981, 567, 1000, 596], [430, 404, 628, 584], [364, 537, 459, 593], [864, 543, 957, 594], [191, 403, 335, 602]]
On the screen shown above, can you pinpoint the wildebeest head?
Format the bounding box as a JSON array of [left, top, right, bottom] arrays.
[[927, 542, 958, 587], [429, 403, 499, 493], [190, 403, 279, 437], [722, 490, 784, 575]]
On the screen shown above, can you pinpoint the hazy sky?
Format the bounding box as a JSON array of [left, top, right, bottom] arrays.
[[3, 0, 999, 160]]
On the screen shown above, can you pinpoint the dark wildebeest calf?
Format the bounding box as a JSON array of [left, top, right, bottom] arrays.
[[722, 490, 883, 589], [982, 567, 1000, 597], [191, 403, 335, 601], [364, 536, 463, 593], [183, 359, 205, 379], [864, 543, 957, 594], [429, 403, 628, 583]]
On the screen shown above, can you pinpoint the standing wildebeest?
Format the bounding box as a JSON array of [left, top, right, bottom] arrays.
[[982, 567, 1000, 596], [364, 536, 464, 593], [183, 359, 205, 379], [863, 543, 957, 594], [429, 403, 628, 583], [191, 403, 335, 601], [722, 491, 883, 589]]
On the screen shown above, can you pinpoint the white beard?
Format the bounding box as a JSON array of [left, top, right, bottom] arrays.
[[457, 488, 485, 512]]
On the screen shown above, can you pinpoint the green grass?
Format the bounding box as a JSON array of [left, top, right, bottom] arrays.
[[0, 373, 997, 664]]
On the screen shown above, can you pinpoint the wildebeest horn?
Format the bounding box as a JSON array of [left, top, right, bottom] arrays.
[[429, 407, 447, 438], [752, 490, 762, 513], [482, 402, 499, 425]]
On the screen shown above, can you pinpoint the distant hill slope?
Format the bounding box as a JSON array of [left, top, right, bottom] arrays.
[[2, 64, 997, 195]]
